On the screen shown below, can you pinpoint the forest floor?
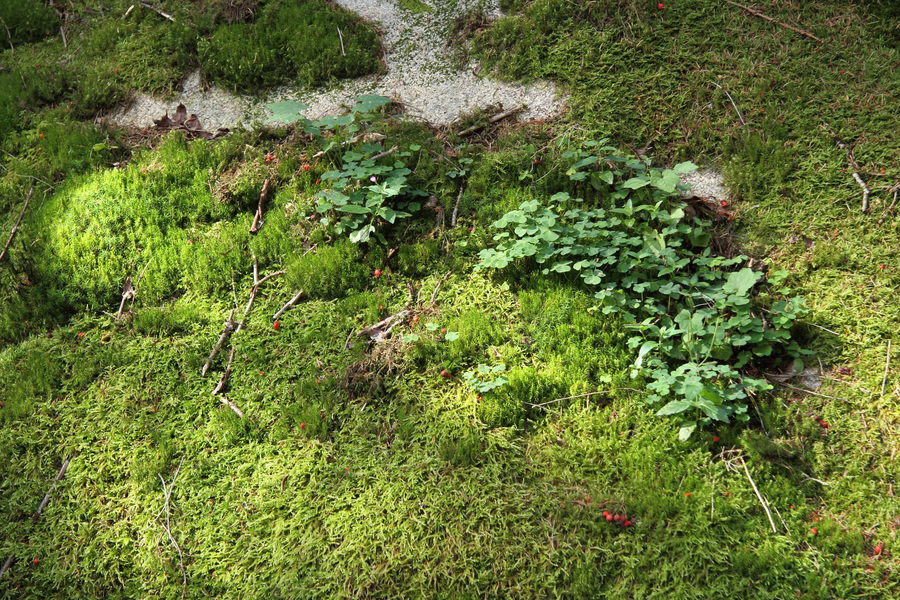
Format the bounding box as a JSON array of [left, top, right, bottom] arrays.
[[0, 1, 898, 599]]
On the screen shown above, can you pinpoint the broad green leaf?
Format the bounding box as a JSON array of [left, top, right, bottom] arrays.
[[678, 422, 697, 441], [352, 94, 392, 113], [723, 268, 760, 296], [336, 204, 370, 214], [622, 177, 650, 190], [651, 170, 680, 193], [444, 331, 460, 341], [673, 161, 698, 174], [402, 333, 420, 343], [656, 400, 691, 416]]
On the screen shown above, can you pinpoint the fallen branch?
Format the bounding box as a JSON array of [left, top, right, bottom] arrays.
[[428, 270, 453, 306], [212, 346, 236, 395], [458, 105, 524, 137], [723, 0, 823, 43], [220, 395, 244, 418], [140, 1, 175, 22], [115, 277, 135, 320], [336, 26, 346, 56], [881, 340, 892, 397], [273, 290, 305, 321], [740, 458, 779, 533], [710, 81, 746, 126], [771, 381, 849, 402], [157, 458, 186, 591], [527, 388, 642, 409], [450, 185, 465, 227], [370, 145, 399, 162], [0, 188, 33, 263], [357, 310, 411, 343], [249, 178, 272, 235], [0, 456, 71, 578], [201, 309, 236, 376]]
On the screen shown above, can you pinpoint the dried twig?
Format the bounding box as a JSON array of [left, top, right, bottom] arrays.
[[370, 145, 399, 162], [273, 290, 305, 321], [722, 455, 779, 534], [710, 81, 746, 126], [450, 185, 465, 227], [0, 456, 71, 578], [212, 346, 236, 395], [158, 458, 186, 591], [249, 178, 271, 234], [336, 26, 346, 56], [428, 270, 453, 306], [220, 395, 244, 418], [357, 310, 411, 343], [723, 0, 824, 43], [115, 277, 135, 320], [0, 188, 33, 263], [140, 1, 176, 22], [824, 123, 871, 212], [201, 309, 236, 376], [458, 105, 524, 137], [881, 340, 892, 397], [526, 388, 642, 409]]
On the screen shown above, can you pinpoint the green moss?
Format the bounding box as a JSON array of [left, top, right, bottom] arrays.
[[0, 0, 59, 46], [199, 0, 382, 93], [284, 239, 369, 300]]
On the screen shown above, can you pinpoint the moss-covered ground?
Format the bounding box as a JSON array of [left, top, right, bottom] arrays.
[[1, 1, 898, 598]]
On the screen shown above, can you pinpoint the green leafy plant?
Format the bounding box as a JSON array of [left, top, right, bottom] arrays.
[[463, 364, 509, 393], [315, 146, 427, 244], [477, 141, 808, 438]]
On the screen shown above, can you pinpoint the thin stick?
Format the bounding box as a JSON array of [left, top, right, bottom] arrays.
[[881, 340, 892, 397], [201, 309, 236, 376], [212, 347, 236, 395], [370, 146, 399, 162], [220, 396, 244, 418], [123, 4, 135, 18], [710, 81, 746, 126], [451, 185, 464, 227], [158, 458, 186, 590], [0, 456, 71, 578], [428, 270, 453, 306], [528, 388, 643, 409], [773, 381, 849, 402], [824, 123, 871, 212], [336, 26, 346, 56], [59, 25, 67, 49], [115, 277, 135, 320], [722, 0, 824, 43], [458, 106, 524, 137], [140, 1, 176, 22], [273, 290, 305, 321], [254, 269, 286, 288], [0, 188, 33, 262], [249, 178, 271, 234], [741, 458, 779, 533], [808, 322, 840, 336]]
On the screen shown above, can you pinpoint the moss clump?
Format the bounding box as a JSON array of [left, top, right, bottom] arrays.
[[284, 239, 369, 300], [199, 0, 382, 93], [0, 0, 59, 46]]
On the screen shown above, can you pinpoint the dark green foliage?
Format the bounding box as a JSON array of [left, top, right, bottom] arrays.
[[199, 0, 382, 92], [0, 0, 59, 46], [395, 240, 441, 276], [284, 239, 369, 300]]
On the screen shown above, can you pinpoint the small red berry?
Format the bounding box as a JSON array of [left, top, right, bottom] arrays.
[[878, 264, 885, 270], [810, 527, 818, 535], [33, 558, 39, 565], [657, 2, 665, 9], [790, 505, 795, 510], [315, 179, 321, 185], [273, 321, 280, 330], [265, 153, 274, 163], [605, 513, 613, 521], [38, 133, 45, 139], [719, 200, 728, 207], [440, 369, 451, 378], [378, 305, 385, 310], [76, 331, 85, 338], [303, 164, 311, 172], [299, 422, 306, 429], [684, 492, 692, 497], [712, 436, 720, 442], [373, 269, 382, 278], [623, 520, 632, 527], [441, 328, 447, 333], [874, 543, 883, 555], [614, 515, 623, 522]]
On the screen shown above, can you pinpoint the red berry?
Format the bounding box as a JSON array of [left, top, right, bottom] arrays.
[[614, 515, 623, 521], [810, 527, 818, 535], [299, 422, 306, 429], [32, 558, 39, 565], [315, 179, 321, 185], [684, 492, 692, 497], [605, 514, 613, 521], [265, 154, 274, 163], [719, 200, 728, 207], [303, 164, 311, 172], [378, 305, 385, 310], [440, 369, 451, 378], [76, 331, 85, 338], [623, 520, 632, 527], [874, 543, 883, 555], [712, 436, 720, 442], [373, 269, 382, 278], [273, 321, 280, 330], [657, 2, 665, 8], [878, 264, 885, 270]]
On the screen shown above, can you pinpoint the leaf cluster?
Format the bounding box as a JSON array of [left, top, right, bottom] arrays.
[[478, 142, 809, 438]]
